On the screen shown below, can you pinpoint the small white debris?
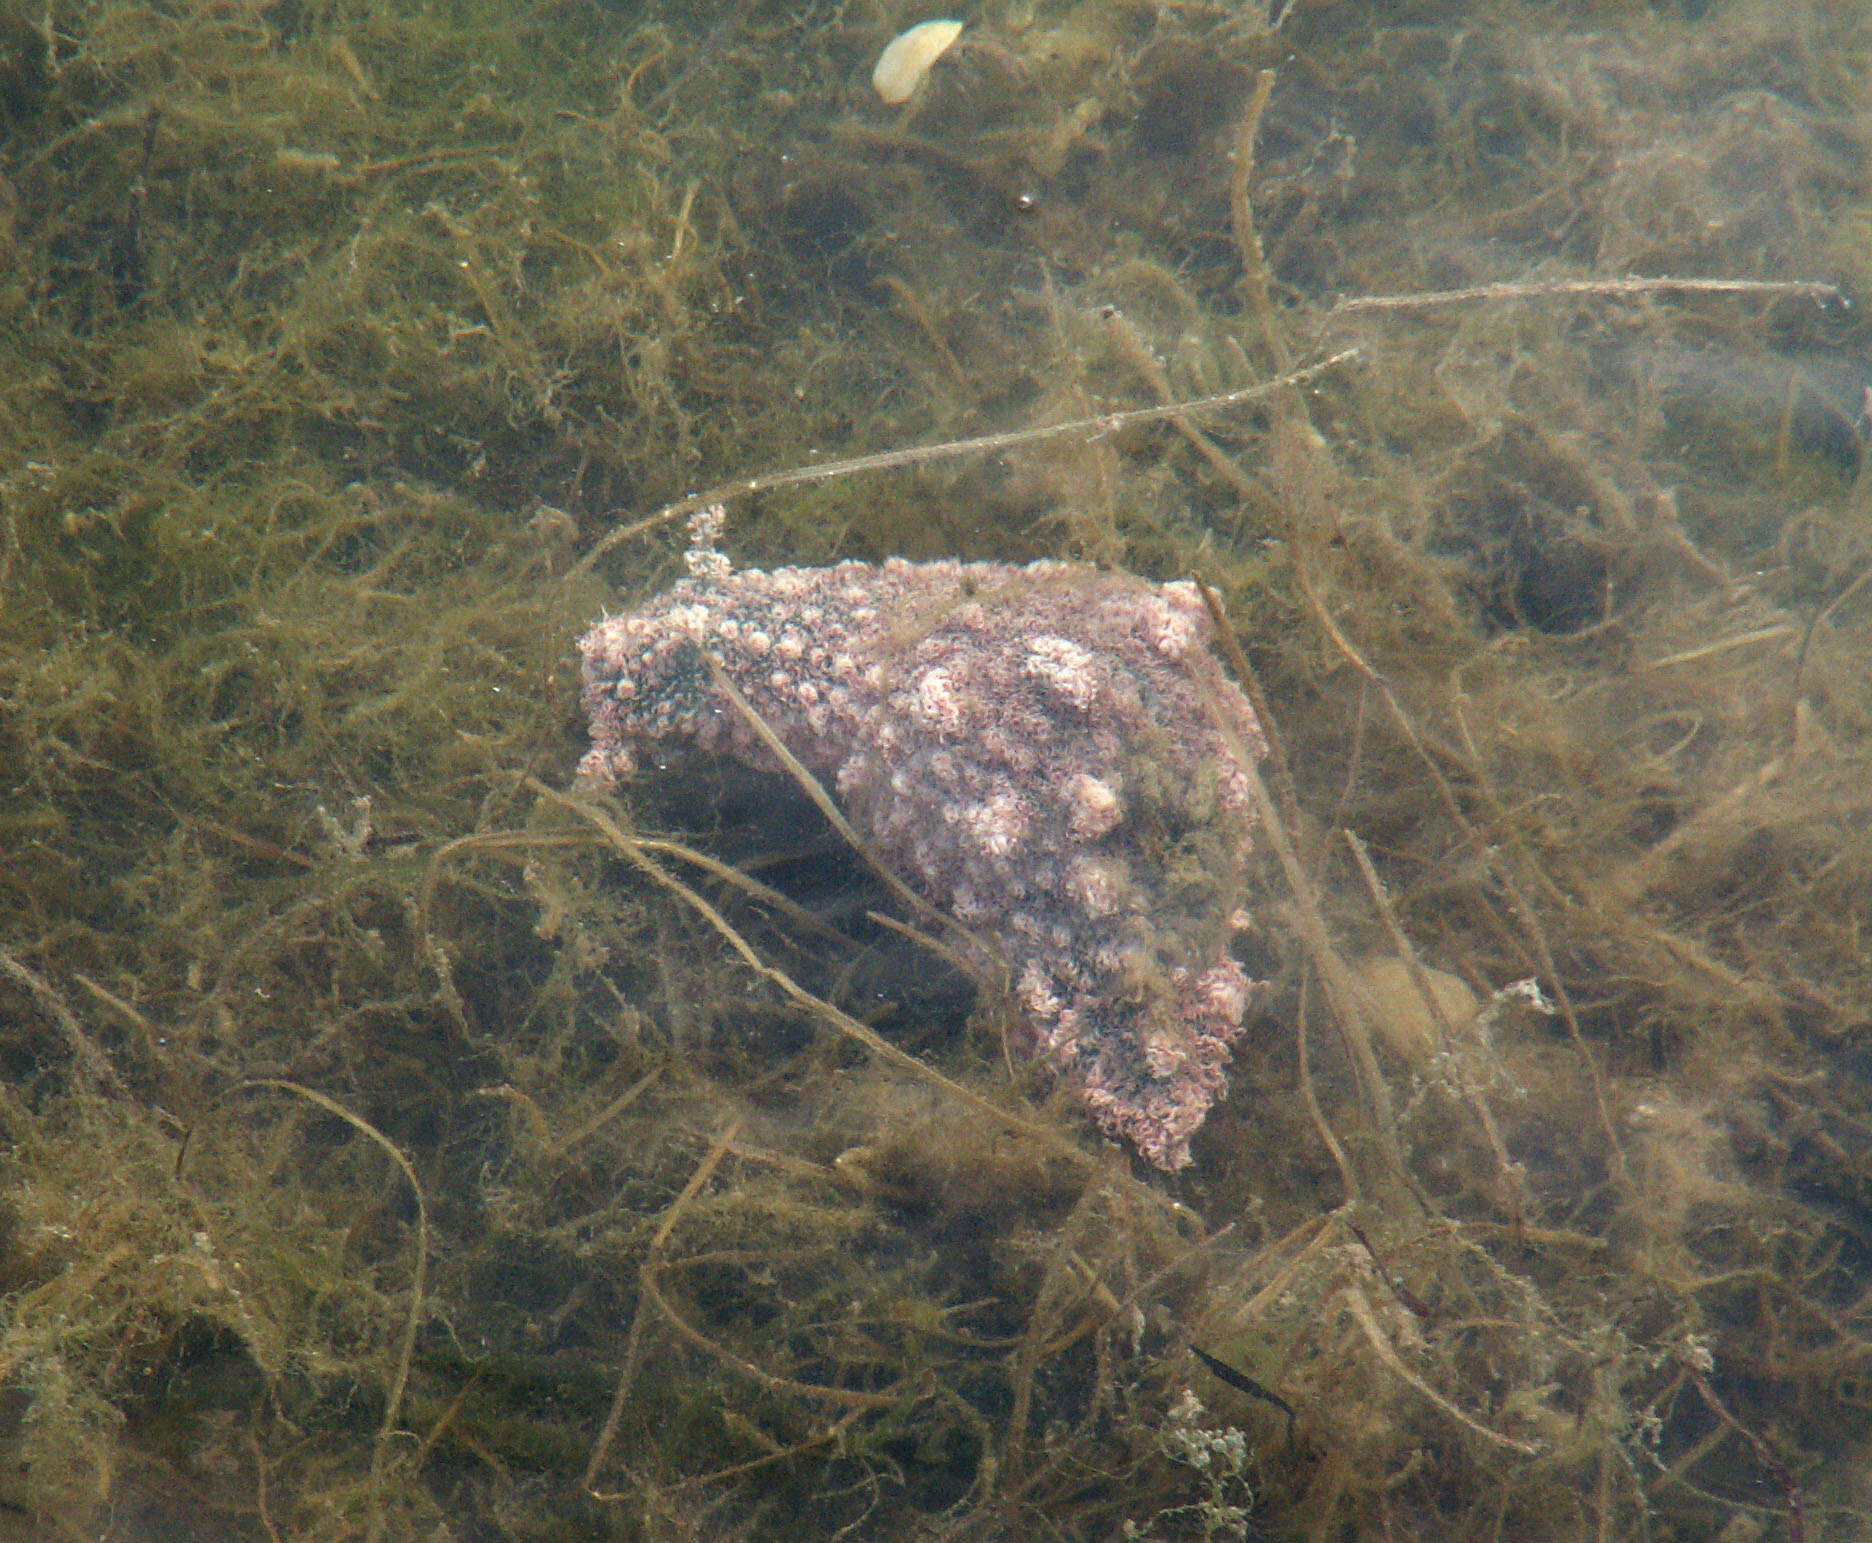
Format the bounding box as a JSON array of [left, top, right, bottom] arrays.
[[872, 19, 963, 105]]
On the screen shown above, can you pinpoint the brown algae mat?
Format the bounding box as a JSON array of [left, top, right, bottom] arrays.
[[2, 0, 1871, 1536]]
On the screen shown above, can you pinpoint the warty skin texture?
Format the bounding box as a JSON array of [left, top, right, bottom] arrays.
[[579, 549, 1266, 1169]]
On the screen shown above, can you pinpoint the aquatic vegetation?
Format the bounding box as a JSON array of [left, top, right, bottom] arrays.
[[1, 0, 1871, 1537]]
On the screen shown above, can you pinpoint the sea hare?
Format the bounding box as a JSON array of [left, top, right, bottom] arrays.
[[578, 520, 1267, 1167]]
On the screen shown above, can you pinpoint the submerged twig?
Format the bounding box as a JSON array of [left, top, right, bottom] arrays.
[[1332, 274, 1841, 314], [1681, 1346, 1808, 1543], [218, 1079, 431, 1539], [1341, 1286, 1540, 1456], [1294, 978, 1357, 1204], [1278, 546, 1632, 1189], [1194, 581, 1400, 1176], [642, 1123, 906, 1410], [1229, 68, 1289, 371], [525, 777, 1103, 1171], [0, 946, 130, 1097], [705, 661, 957, 947], [570, 350, 1362, 581], [1342, 829, 1527, 1221]]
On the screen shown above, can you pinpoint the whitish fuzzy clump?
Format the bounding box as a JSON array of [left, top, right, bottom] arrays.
[[578, 519, 1266, 1168]]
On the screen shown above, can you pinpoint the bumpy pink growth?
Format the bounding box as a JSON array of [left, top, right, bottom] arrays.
[[577, 550, 1268, 1169]]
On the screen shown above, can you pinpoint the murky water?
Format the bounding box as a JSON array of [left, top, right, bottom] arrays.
[[0, 0, 1868, 1536]]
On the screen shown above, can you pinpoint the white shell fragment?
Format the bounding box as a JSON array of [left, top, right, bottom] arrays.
[[872, 19, 964, 105]]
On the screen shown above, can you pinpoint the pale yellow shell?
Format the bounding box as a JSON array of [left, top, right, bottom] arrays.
[[871, 19, 964, 105]]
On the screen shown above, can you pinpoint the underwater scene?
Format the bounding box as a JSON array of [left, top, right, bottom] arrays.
[[2, 0, 1871, 1536]]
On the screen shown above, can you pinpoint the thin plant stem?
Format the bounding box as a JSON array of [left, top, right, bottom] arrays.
[[1332, 274, 1840, 314], [569, 350, 1363, 583]]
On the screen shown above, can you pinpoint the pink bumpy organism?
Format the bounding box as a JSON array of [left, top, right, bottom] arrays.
[[577, 524, 1267, 1168]]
